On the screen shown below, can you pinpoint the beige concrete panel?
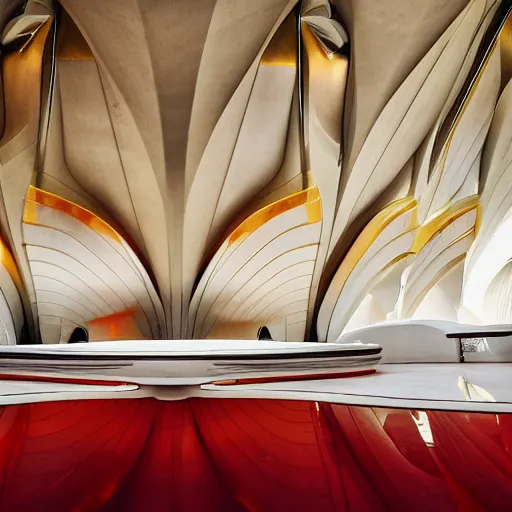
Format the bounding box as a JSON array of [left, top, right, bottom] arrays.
[[331, 0, 490, 250], [232, 272, 312, 325], [212, 249, 316, 329], [195, 203, 309, 296], [137, 0, 218, 337], [37, 301, 84, 328], [40, 71, 105, 211], [209, 65, 297, 246], [183, 65, 258, 312], [211, 223, 318, 302], [99, 73, 170, 329], [411, 259, 465, 322], [186, 0, 295, 189], [206, 320, 263, 340], [370, 258, 412, 317], [286, 310, 309, 326], [337, 0, 470, 173], [204, 257, 316, 334], [463, 213, 512, 322], [184, 11, 300, 323], [286, 321, 306, 342], [411, 285, 459, 322], [31, 198, 165, 332], [26, 246, 125, 310], [60, 0, 165, 191], [271, 299, 309, 320], [58, 61, 144, 250], [60, 0, 174, 331], [39, 315, 66, 345], [247, 92, 303, 211], [30, 206, 157, 315], [47, 11, 170, 327], [24, 225, 137, 307]]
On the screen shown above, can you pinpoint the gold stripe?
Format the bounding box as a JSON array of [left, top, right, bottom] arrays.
[[56, 10, 95, 61], [328, 197, 417, 292], [381, 252, 415, 274], [0, 236, 23, 293], [227, 186, 321, 247], [412, 195, 479, 253], [24, 186, 122, 243], [260, 12, 296, 67]]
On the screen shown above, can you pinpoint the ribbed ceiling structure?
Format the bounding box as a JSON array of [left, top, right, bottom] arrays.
[[0, 0, 510, 343]]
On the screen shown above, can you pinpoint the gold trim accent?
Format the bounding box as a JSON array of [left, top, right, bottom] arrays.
[[381, 252, 415, 274], [227, 186, 321, 247], [260, 12, 296, 67], [412, 195, 479, 253], [24, 186, 122, 243], [0, 236, 23, 293], [56, 10, 94, 61]]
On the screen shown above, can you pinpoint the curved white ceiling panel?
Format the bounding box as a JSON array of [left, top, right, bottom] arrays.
[[0, 0, 509, 343], [22, 186, 166, 343], [189, 187, 321, 341]]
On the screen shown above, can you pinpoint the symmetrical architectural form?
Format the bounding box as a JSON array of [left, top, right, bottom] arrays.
[[0, 0, 511, 509], [0, 0, 509, 345]]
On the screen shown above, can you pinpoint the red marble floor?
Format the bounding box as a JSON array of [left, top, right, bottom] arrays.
[[0, 398, 509, 511]]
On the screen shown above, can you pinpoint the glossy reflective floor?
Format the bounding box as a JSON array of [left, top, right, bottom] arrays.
[[0, 398, 509, 511]]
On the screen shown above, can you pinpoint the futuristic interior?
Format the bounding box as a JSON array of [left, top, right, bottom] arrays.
[[0, 0, 511, 509]]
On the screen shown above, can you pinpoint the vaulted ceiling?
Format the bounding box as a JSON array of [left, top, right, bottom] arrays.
[[0, 0, 510, 343]]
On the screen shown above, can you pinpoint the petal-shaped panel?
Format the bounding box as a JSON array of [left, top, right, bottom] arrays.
[[22, 186, 166, 343], [399, 196, 479, 318], [318, 197, 417, 342], [0, 236, 24, 345], [188, 187, 321, 341], [330, 0, 494, 250]]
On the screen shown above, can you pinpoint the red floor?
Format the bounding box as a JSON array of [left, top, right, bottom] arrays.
[[0, 398, 509, 511]]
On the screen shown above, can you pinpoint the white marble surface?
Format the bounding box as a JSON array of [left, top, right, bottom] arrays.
[[202, 363, 512, 413]]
